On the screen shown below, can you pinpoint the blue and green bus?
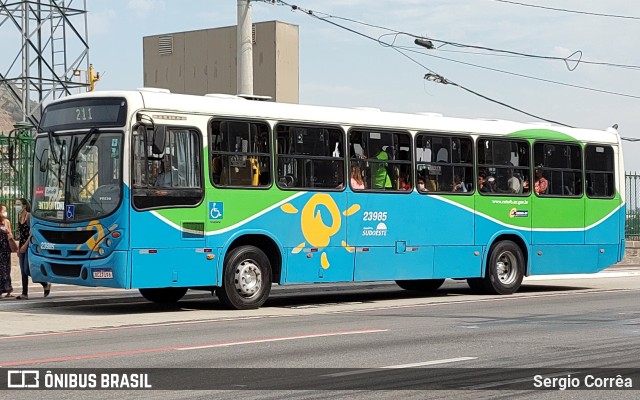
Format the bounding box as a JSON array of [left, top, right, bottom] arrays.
[[28, 89, 625, 309]]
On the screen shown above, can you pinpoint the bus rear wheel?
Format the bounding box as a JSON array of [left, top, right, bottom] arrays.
[[139, 287, 188, 304], [467, 240, 524, 295], [216, 245, 272, 310], [395, 279, 445, 292]]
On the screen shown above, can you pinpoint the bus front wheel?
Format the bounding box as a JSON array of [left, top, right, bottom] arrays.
[[139, 287, 188, 304], [467, 240, 524, 295], [216, 245, 272, 310], [395, 279, 445, 292]]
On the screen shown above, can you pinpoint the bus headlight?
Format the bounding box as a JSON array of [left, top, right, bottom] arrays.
[[106, 238, 112, 247], [31, 236, 37, 244], [98, 248, 105, 256]]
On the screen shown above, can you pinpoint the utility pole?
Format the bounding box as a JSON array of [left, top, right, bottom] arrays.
[[237, 0, 254, 95]]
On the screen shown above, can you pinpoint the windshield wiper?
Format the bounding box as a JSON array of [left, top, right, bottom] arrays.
[[47, 130, 59, 163], [69, 127, 99, 164]]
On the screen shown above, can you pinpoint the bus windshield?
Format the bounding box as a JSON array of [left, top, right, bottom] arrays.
[[32, 131, 123, 221]]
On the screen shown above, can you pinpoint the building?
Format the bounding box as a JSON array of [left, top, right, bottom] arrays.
[[143, 20, 299, 103]]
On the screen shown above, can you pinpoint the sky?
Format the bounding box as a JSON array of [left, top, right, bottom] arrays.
[[21, 1, 640, 170]]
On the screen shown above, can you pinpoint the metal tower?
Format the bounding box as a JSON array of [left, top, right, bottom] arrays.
[[0, 0, 90, 126]]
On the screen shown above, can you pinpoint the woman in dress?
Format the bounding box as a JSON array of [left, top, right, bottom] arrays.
[[15, 199, 51, 300], [0, 205, 14, 297]]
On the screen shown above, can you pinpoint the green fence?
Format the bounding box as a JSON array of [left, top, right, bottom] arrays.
[[0, 124, 35, 231], [627, 172, 640, 241]]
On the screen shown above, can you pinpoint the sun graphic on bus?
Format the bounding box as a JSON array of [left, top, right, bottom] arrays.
[[280, 193, 360, 269]]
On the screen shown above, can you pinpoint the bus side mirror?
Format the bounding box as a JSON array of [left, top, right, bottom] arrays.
[[152, 128, 165, 155]]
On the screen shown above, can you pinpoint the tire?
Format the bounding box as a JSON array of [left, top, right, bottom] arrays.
[[468, 240, 524, 295], [216, 245, 272, 310], [139, 287, 188, 304], [395, 279, 445, 292]]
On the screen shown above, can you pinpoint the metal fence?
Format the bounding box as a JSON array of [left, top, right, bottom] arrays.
[[0, 125, 35, 231], [627, 172, 640, 241]]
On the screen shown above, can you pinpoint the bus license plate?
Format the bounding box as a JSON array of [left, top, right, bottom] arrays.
[[92, 268, 113, 279]]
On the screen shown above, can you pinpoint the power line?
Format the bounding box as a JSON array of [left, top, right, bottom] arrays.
[[263, 0, 573, 127], [260, 0, 640, 72], [492, 0, 640, 20], [396, 44, 640, 100]]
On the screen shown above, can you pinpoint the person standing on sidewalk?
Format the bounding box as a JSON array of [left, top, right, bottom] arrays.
[[0, 205, 14, 297], [15, 199, 50, 300]]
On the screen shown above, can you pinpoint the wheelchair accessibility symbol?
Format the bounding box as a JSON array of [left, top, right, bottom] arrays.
[[209, 202, 223, 220], [65, 205, 75, 220]]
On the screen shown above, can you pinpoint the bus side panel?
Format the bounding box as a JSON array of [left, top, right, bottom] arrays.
[[129, 208, 216, 288], [585, 198, 621, 245], [354, 246, 434, 281], [131, 248, 219, 288], [529, 245, 599, 275], [433, 246, 483, 279], [347, 192, 474, 281], [276, 191, 353, 283], [285, 245, 354, 283], [532, 197, 585, 245]]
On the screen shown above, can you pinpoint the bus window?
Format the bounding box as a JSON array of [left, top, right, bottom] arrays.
[[132, 127, 203, 209], [585, 145, 614, 198], [210, 120, 271, 188], [349, 128, 412, 192], [276, 124, 344, 190], [477, 138, 530, 195], [416, 134, 473, 194], [533, 142, 582, 197]]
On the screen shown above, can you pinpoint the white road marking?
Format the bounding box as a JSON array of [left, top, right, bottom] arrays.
[[176, 329, 388, 351], [325, 357, 478, 377]]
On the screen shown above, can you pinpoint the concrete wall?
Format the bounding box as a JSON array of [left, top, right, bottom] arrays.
[[143, 20, 299, 103]]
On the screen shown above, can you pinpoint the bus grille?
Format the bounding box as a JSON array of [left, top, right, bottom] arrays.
[[50, 263, 82, 277], [40, 230, 95, 244]]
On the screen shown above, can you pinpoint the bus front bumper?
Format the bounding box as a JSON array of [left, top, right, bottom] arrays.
[[29, 250, 129, 289]]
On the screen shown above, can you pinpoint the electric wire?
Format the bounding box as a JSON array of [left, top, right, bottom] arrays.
[[258, 0, 640, 139], [492, 0, 640, 20]]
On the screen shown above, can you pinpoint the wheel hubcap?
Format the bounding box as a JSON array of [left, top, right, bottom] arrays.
[[495, 251, 517, 285], [234, 259, 262, 298]]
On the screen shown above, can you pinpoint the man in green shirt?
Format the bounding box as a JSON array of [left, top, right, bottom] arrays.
[[372, 147, 393, 189]]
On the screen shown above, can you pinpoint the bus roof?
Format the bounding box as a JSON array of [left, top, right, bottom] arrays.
[[56, 89, 621, 145]]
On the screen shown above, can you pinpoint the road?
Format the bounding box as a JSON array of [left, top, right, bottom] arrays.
[[0, 266, 639, 399]]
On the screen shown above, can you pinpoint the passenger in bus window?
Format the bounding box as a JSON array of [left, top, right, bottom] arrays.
[[485, 176, 496, 192], [350, 164, 365, 190], [371, 146, 393, 190], [478, 170, 492, 193], [507, 169, 521, 194], [453, 175, 467, 192], [534, 168, 548, 195], [417, 178, 427, 192]]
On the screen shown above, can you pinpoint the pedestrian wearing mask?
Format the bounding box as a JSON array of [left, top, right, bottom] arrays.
[[0, 205, 15, 297], [15, 199, 51, 300]]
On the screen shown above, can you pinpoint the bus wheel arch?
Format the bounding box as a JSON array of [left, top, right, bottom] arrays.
[[468, 235, 527, 295], [223, 234, 283, 284]]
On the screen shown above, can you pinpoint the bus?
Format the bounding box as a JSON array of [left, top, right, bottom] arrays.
[[28, 89, 626, 309]]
